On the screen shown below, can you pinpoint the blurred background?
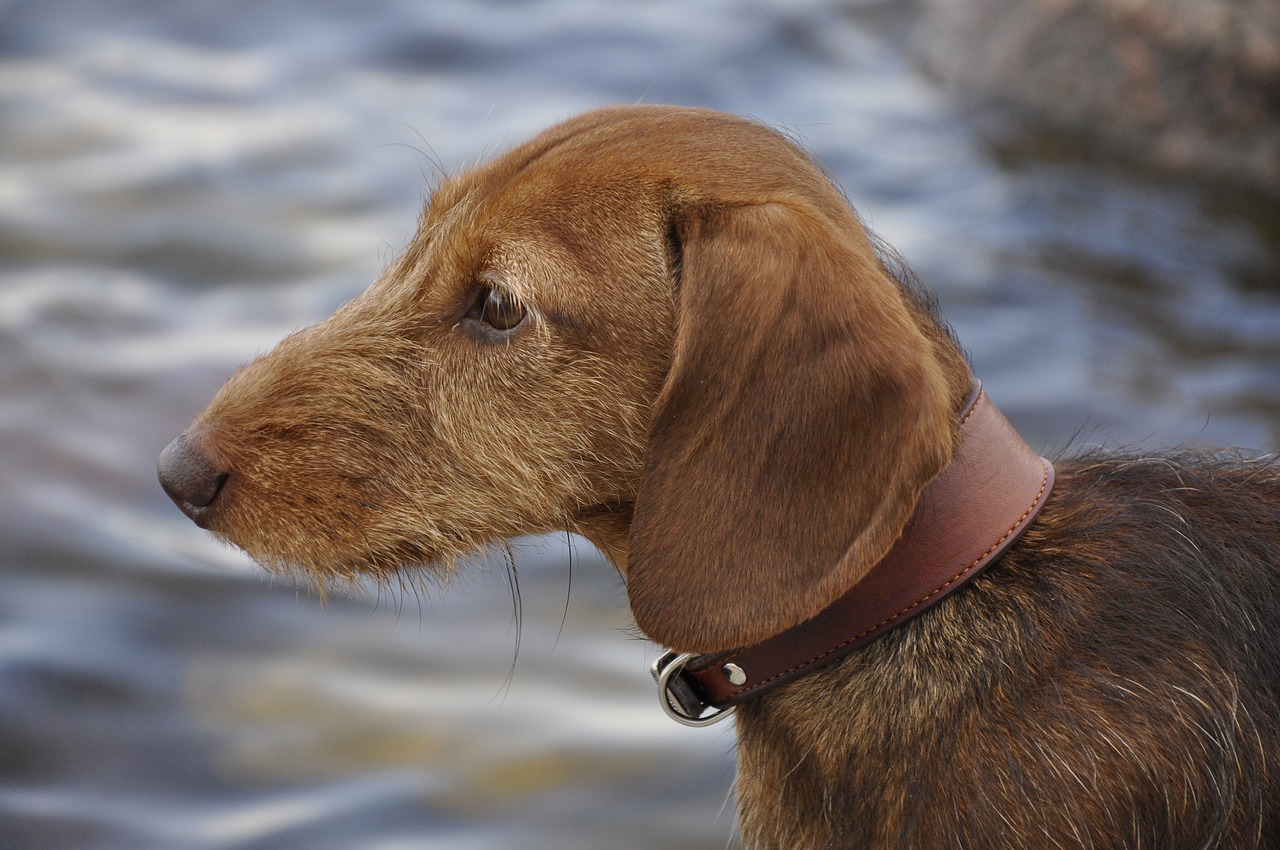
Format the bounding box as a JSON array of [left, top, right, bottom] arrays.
[[1, 0, 1276, 848]]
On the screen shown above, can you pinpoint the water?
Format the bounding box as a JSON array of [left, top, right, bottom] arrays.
[[1, 1, 1277, 847]]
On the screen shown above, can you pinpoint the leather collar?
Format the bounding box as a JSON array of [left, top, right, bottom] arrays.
[[653, 382, 1055, 725]]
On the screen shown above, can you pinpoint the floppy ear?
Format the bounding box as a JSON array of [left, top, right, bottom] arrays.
[[626, 199, 956, 653]]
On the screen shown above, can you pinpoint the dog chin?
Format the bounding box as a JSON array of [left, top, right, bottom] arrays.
[[248, 537, 467, 589]]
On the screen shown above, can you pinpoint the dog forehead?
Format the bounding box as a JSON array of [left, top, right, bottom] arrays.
[[423, 105, 832, 251], [452, 108, 780, 210], [414, 167, 659, 293], [393, 106, 837, 311], [483, 152, 666, 232]]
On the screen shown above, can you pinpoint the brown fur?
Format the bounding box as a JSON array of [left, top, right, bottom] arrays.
[[161, 105, 1280, 848]]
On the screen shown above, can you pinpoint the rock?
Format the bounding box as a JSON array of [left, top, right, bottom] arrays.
[[911, 0, 1280, 195]]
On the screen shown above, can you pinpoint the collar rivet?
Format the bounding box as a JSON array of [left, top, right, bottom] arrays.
[[723, 663, 747, 686]]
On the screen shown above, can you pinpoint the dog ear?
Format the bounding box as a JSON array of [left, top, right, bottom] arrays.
[[626, 200, 956, 653]]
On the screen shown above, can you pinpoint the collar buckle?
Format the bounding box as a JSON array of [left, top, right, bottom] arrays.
[[650, 651, 735, 727]]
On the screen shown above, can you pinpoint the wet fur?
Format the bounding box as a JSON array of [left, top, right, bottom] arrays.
[[169, 106, 1280, 848]]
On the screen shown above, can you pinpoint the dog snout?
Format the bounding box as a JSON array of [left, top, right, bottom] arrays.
[[157, 433, 228, 527]]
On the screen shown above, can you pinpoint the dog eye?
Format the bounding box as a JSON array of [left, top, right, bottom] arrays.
[[478, 287, 527, 331]]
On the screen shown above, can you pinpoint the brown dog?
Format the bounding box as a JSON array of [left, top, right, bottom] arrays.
[[159, 105, 1280, 849]]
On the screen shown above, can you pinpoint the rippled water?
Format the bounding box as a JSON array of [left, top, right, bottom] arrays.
[[2, 1, 1277, 848]]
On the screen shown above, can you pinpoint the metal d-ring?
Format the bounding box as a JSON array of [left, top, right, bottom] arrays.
[[650, 651, 736, 728]]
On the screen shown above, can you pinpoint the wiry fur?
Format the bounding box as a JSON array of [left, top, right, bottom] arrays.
[[737, 451, 1280, 848], [163, 105, 1280, 849]]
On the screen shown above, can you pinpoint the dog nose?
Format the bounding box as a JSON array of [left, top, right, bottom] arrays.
[[157, 434, 228, 525]]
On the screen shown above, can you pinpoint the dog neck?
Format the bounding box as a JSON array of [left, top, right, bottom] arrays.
[[651, 382, 1055, 725]]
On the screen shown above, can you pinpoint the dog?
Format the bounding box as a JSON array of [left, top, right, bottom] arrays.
[[158, 105, 1280, 848]]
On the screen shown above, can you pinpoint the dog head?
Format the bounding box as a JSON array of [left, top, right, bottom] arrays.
[[159, 105, 966, 651]]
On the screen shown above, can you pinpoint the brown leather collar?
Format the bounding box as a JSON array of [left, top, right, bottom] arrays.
[[652, 382, 1055, 725]]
